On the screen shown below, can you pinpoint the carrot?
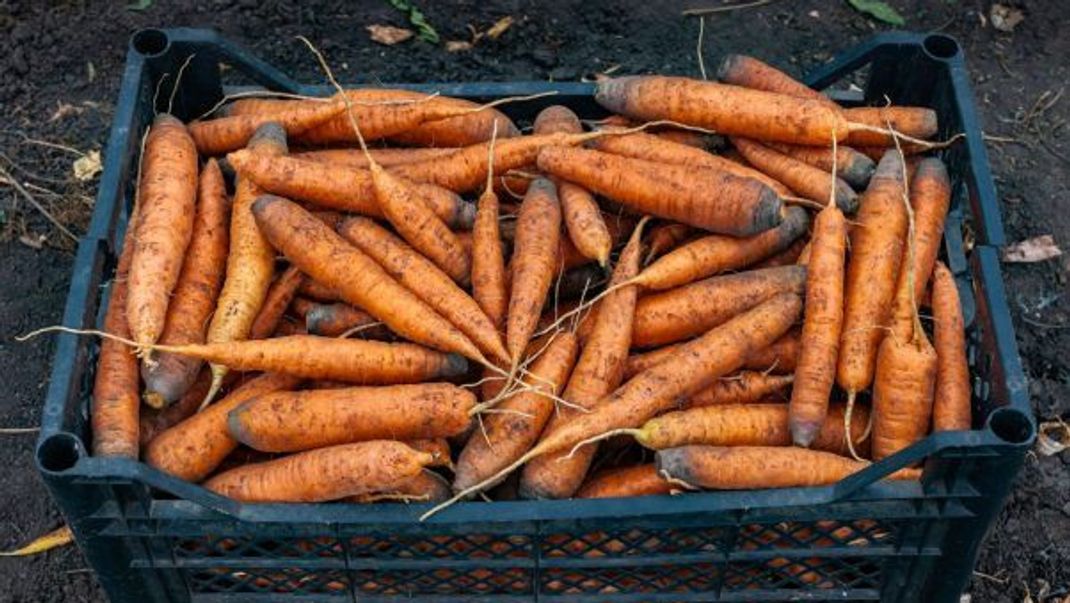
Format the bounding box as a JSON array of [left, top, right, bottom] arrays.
[[142, 160, 230, 408], [339, 217, 507, 364], [189, 99, 344, 155], [203, 123, 288, 407], [837, 151, 909, 404], [789, 204, 847, 446], [654, 129, 718, 149], [204, 440, 433, 503], [145, 372, 302, 482], [635, 205, 808, 289], [716, 54, 840, 109], [686, 372, 794, 407], [248, 266, 304, 340], [125, 114, 199, 350], [596, 76, 849, 145], [903, 158, 952, 301], [92, 210, 140, 458], [347, 470, 452, 504], [405, 438, 453, 469], [140, 368, 209, 448], [304, 302, 385, 338], [389, 101, 520, 147], [225, 151, 474, 229], [453, 333, 579, 492], [252, 195, 484, 362], [765, 143, 876, 189], [632, 265, 807, 348], [627, 330, 800, 379], [733, 138, 859, 212], [656, 446, 919, 490], [871, 330, 937, 460], [588, 131, 794, 198], [931, 262, 971, 431], [645, 223, 695, 264], [518, 220, 647, 499], [753, 236, 808, 269], [506, 178, 562, 363], [229, 384, 475, 453], [576, 464, 673, 499], [471, 144, 509, 331], [537, 146, 783, 236], [298, 147, 459, 169], [296, 278, 341, 302], [631, 404, 830, 450], [844, 106, 938, 147]]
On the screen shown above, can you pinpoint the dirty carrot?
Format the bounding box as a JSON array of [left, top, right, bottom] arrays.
[[471, 131, 510, 330], [716, 54, 840, 109], [733, 137, 858, 213], [576, 464, 674, 499], [347, 470, 453, 504], [931, 261, 972, 432], [902, 158, 952, 301], [843, 106, 939, 147], [507, 178, 562, 363], [871, 329, 937, 460], [766, 142, 876, 189], [298, 147, 459, 168], [304, 302, 384, 338], [686, 372, 794, 407], [625, 330, 800, 379], [189, 98, 344, 155], [248, 266, 304, 340], [645, 223, 695, 264]]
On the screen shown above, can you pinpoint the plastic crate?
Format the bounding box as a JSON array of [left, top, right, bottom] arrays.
[[37, 28, 1035, 602]]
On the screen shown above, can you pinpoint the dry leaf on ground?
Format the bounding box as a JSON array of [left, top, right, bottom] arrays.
[[1002, 235, 1062, 263], [991, 4, 1025, 32], [0, 525, 73, 556], [367, 24, 414, 46], [73, 150, 102, 181], [1036, 419, 1068, 457]]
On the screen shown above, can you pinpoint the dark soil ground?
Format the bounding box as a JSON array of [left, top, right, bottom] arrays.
[[1, 1, 1067, 601]]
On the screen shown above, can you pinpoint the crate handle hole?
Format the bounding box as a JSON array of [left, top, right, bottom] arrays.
[[131, 29, 170, 58], [37, 432, 83, 473], [988, 407, 1035, 445], [923, 34, 960, 60]]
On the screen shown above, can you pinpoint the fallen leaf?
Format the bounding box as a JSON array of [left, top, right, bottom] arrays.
[[0, 525, 73, 556], [1002, 235, 1062, 263], [846, 0, 906, 26], [73, 150, 102, 182], [1036, 419, 1069, 456], [19, 234, 46, 250], [990, 3, 1025, 32], [386, 0, 440, 43], [485, 16, 514, 40], [366, 24, 415, 46], [446, 40, 474, 53]]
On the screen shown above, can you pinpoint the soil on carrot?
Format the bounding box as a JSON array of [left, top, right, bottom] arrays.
[[1, 1, 1067, 601]]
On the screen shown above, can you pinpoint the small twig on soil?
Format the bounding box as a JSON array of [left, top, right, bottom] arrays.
[[0, 427, 40, 435], [18, 136, 85, 157], [972, 569, 1009, 585], [982, 133, 1025, 145], [696, 16, 708, 80], [682, 0, 776, 17], [0, 164, 78, 242]]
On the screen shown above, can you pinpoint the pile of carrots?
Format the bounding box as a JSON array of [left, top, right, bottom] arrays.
[[88, 52, 972, 510]]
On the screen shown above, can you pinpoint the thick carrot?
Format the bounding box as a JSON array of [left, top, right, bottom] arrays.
[[390, 103, 520, 147], [903, 158, 951, 301], [347, 470, 452, 504], [506, 178, 562, 363], [92, 210, 140, 458], [871, 329, 937, 460], [453, 333, 578, 492], [537, 146, 783, 236], [125, 114, 199, 349], [686, 372, 794, 407], [225, 151, 474, 229], [595, 76, 849, 145], [204, 440, 433, 503], [656, 446, 919, 490], [789, 204, 847, 446], [252, 195, 484, 362], [716, 54, 840, 109], [632, 265, 807, 347], [837, 151, 909, 400], [518, 221, 646, 499], [733, 138, 858, 213], [534, 106, 613, 266], [203, 123, 288, 406], [248, 266, 304, 340], [142, 160, 230, 408], [471, 166, 509, 331], [297, 278, 341, 302], [630, 206, 809, 291], [304, 302, 385, 338], [576, 464, 673, 499], [229, 384, 475, 453], [645, 223, 695, 264], [339, 217, 507, 364], [145, 372, 302, 482], [844, 106, 938, 147], [298, 147, 459, 169], [189, 99, 344, 155], [931, 262, 971, 431], [766, 143, 876, 189]]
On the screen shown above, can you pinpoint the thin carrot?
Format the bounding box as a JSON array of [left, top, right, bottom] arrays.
[[686, 372, 794, 407], [229, 384, 475, 453], [538, 146, 783, 236], [576, 464, 673, 499], [733, 138, 858, 213], [189, 98, 344, 155], [506, 178, 562, 363], [304, 302, 386, 339], [142, 159, 230, 408], [252, 195, 484, 362], [471, 132, 509, 330], [645, 223, 695, 264], [765, 143, 876, 189], [248, 266, 304, 340], [296, 278, 341, 302], [931, 262, 972, 432], [716, 54, 840, 109], [633, 265, 807, 348], [204, 440, 433, 503], [625, 330, 800, 379], [125, 114, 199, 350], [297, 147, 459, 168], [903, 158, 952, 301], [844, 106, 938, 147]]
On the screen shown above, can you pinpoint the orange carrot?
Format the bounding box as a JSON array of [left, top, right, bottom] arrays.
[[189, 99, 344, 155], [645, 223, 695, 264], [627, 330, 800, 379], [296, 278, 341, 302], [347, 469, 452, 504], [471, 156, 509, 331], [656, 446, 919, 490], [142, 160, 230, 408], [686, 372, 794, 407], [789, 204, 847, 446], [405, 438, 453, 469], [537, 146, 783, 236], [844, 106, 938, 147], [125, 114, 199, 349], [145, 372, 302, 482], [229, 384, 475, 453], [733, 138, 858, 213], [636, 202, 815, 286], [753, 236, 809, 269], [576, 464, 673, 499], [204, 440, 433, 503], [248, 266, 304, 340], [338, 217, 508, 364], [506, 178, 562, 363], [902, 158, 951, 301], [298, 147, 459, 169], [717, 54, 839, 109], [632, 265, 807, 347], [871, 329, 937, 460], [252, 195, 484, 362], [931, 262, 971, 432], [765, 143, 876, 189], [518, 221, 646, 499], [304, 302, 386, 339]]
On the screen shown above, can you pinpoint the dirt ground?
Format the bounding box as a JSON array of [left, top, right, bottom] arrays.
[[0, 1, 1066, 601]]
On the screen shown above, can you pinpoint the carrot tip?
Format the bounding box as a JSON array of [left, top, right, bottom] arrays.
[[790, 421, 821, 448], [142, 390, 168, 410], [443, 353, 470, 379]]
